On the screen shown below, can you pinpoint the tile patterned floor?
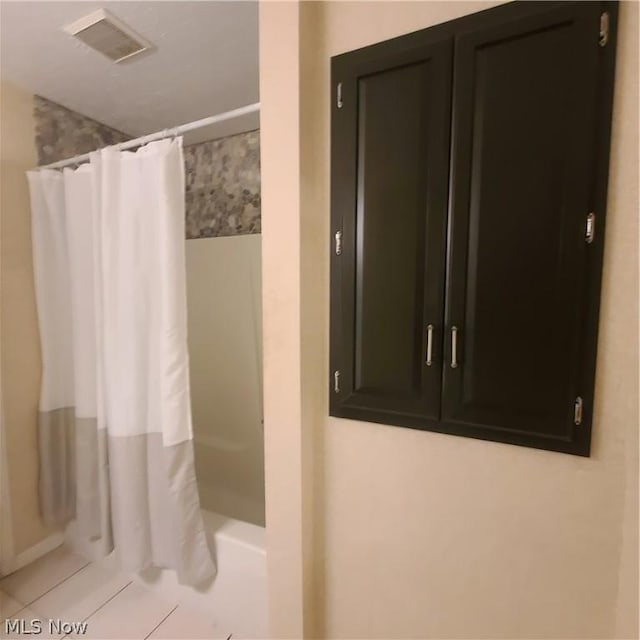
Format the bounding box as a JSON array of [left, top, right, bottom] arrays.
[[0, 547, 227, 639]]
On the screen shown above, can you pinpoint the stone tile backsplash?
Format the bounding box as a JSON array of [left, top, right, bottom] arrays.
[[185, 131, 261, 238], [34, 96, 260, 239], [34, 95, 131, 166]]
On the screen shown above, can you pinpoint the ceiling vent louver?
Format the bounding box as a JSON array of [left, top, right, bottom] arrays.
[[63, 9, 152, 63]]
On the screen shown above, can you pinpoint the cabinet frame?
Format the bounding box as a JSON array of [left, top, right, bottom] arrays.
[[329, 0, 618, 456]]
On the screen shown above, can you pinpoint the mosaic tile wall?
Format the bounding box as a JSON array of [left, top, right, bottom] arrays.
[[34, 95, 131, 166], [33, 96, 261, 238], [184, 130, 260, 238]]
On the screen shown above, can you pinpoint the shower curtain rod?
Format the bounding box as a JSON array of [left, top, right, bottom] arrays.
[[36, 102, 261, 171]]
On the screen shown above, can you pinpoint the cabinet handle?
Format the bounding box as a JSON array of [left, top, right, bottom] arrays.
[[425, 324, 434, 366], [451, 326, 458, 369]]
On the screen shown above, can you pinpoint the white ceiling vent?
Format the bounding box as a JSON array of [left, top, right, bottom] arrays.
[[63, 9, 153, 63]]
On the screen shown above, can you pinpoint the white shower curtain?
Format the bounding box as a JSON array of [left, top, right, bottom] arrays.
[[27, 138, 215, 586]]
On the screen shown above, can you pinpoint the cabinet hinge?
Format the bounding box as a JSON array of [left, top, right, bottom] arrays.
[[335, 230, 342, 255], [599, 12, 609, 47], [336, 82, 344, 109], [586, 212, 596, 243], [574, 396, 583, 426], [333, 370, 341, 393]]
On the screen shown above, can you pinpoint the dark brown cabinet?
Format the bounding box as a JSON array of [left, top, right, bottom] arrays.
[[329, 1, 618, 455]]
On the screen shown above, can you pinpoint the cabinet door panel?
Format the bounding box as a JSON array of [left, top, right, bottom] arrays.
[[442, 3, 601, 452], [330, 38, 452, 424]]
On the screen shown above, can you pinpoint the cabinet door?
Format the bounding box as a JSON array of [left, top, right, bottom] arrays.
[[330, 36, 452, 426], [442, 2, 604, 454]]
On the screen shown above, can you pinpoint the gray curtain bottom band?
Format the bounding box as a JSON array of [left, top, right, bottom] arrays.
[[38, 409, 215, 585], [38, 408, 76, 528]]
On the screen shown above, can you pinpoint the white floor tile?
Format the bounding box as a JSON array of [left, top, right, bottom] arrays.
[[79, 583, 175, 640], [147, 604, 227, 639], [3, 551, 235, 640], [1, 607, 60, 639], [0, 591, 25, 622], [0, 547, 88, 606], [27, 563, 131, 624]]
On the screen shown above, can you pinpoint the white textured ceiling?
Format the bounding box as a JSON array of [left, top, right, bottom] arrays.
[[0, 1, 259, 144]]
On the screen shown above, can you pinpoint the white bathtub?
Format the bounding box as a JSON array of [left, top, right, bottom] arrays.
[[66, 510, 267, 639], [134, 510, 267, 639]]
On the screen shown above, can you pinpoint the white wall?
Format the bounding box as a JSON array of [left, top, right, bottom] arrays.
[[260, 2, 639, 638], [185, 235, 264, 526]]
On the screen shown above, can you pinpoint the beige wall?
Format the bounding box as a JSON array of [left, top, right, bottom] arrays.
[[259, 4, 307, 637], [261, 2, 639, 638], [0, 80, 52, 555]]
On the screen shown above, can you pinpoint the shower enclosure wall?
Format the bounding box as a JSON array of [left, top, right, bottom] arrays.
[[183, 127, 264, 528], [186, 234, 264, 526]]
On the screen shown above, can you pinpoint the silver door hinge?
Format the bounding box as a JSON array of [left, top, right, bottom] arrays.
[[599, 12, 609, 47], [574, 396, 583, 426], [333, 370, 341, 393], [335, 230, 342, 255], [337, 82, 343, 109], [586, 212, 596, 243]]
